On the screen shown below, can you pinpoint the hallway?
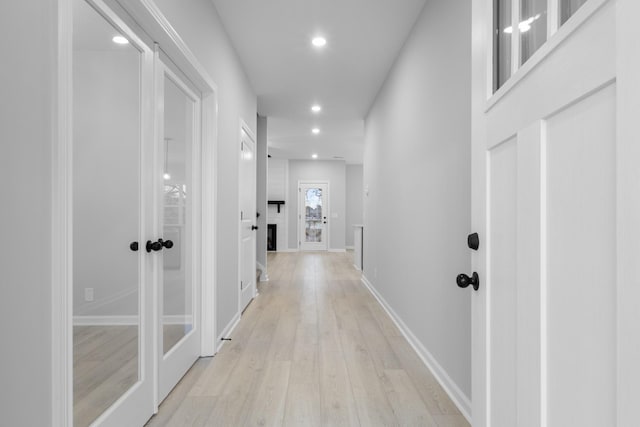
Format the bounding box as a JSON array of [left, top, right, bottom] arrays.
[[146, 252, 468, 426]]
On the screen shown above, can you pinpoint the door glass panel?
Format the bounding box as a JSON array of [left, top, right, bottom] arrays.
[[162, 75, 194, 354], [560, 0, 588, 25], [520, 0, 547, 64], [494, 0, 512, 91], [305, 188, 324, 243], [72, 1, 141, 425]]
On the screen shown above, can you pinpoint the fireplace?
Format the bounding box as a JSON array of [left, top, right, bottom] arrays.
[[267, 224, 277, 251]]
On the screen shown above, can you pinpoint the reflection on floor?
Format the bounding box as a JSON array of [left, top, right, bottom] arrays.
[[74, 324, 190, 427], [73, 325, 137, 427], [146, 251, 469, 427]]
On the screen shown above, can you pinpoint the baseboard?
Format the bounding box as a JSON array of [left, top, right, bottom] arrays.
[[256, 261, 269, 282], [328, 248, 346, 253], [353, 264, 362, 271], [216, 312, 241, 353], [73, 314, 194, 326], [361, 275, 472, 422], [74, 288, 137, 316], [277, 249, 298, 253], [345, 245, 355, 250]]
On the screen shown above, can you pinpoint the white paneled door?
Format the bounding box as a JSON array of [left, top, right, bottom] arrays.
[[239, 126, 257, 313], [299, 182, 329, 251], [471, 1, 640, 426]]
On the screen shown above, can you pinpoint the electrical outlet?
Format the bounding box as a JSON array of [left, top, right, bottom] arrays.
[[85, 288, 94, 302]]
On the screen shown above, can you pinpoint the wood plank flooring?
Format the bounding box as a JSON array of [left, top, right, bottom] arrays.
[[146, 251, 469, 427]]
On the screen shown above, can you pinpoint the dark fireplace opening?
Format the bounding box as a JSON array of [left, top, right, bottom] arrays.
[[267, 224, 277, 251]]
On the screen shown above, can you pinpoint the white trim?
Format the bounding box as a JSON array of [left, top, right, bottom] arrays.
[[277, 248, 299, 253], [257, 261, 269, 282], [328, 249, 346, 253], [361, 275, 472, 422], [52, 0, 73, 425], [73, 315, 194, 326], [345, 245, 355, 250], [487, 0, 610, 111], [216, 312, 241, 353]]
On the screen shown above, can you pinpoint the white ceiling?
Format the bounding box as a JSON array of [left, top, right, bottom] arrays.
[[211, 0, 427, 164]]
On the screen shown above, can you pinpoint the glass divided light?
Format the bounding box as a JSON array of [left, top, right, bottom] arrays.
[[494, 0, 589, 92], [162, 74, 194, 355], [305, 188, 324, 243], [72, 0, 141, 425]]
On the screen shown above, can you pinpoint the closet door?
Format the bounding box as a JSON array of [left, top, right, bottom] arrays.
[[71, 0, 154, 426], [156, 57, 202, 402]]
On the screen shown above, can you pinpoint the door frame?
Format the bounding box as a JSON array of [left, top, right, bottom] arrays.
[[237, 119, 258, 314], [52, 0, 219, 424], [298, 181, 330, 251]]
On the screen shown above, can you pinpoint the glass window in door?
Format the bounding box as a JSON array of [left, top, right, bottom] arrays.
[[72, 0, 141, 425], [305, 188, 324, 243], [162, 75, 195, 354]]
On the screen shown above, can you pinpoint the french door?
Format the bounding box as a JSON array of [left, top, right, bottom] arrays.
[[71, 1, 202, 425], [470, 0, 640, 426], [156, 57, 202, 402], [72, 1, 155, 426], [298, 182, 329, 251]]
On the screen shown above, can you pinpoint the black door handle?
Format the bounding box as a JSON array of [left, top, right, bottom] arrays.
[[130, 242, 139, 252], [467, 233, 479, 250], [457, 272, 480, 291], [146, 240, 163, 253], [160, 239, 173, 249], [251, 225, 259, 230]]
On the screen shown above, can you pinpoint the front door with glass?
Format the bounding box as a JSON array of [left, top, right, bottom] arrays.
[[299, 183, 329, 251]]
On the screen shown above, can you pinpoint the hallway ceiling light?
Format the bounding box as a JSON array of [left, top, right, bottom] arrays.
[[311, 104, 322, 113], [112, 35, 129, 45], [312, 154, 318, 159], [312, 128, 320, 134], [311, 37, 327, 47]]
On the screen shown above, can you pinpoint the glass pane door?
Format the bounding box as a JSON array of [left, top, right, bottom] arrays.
[[72, 0, 153, 425], [162, 75, 194, 355], [157, 60, 201, 403], [299, 183, 329, 251]]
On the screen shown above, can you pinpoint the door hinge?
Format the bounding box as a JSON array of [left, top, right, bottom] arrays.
[[298, 188, 301, 192], [240, 280, 243, 289], [241, 211, 243, 220]]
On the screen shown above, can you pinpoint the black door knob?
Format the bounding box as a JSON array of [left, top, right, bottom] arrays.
[[130, 242, 139, 252], [457, 272, 480, 291], [161, 239, 173, 249], [467, 233, 479, 250], [146, 240, 162, 253], [251, 225, 259, 230]]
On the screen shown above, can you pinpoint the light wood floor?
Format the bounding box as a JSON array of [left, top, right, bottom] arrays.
[[74, 324, 190, 427], [146, 251, 469, 427]]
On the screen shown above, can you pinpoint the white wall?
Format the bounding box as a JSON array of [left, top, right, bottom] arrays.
[[267, 158, 288, 251], [288, 160, 346, 251], [363, 0, 472, 407], [0, 2, 54, 425], [345, 164, 363, 247], [154, 0, 257, 336], [256, 116, 268, 270]]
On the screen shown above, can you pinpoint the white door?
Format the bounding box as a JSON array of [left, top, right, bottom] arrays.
[[71, 1, 155, 426], [470, 1, 640, 426], [239, 126, 257, 312], [156, 58, 202, 402], [299, 182, 329, 251]]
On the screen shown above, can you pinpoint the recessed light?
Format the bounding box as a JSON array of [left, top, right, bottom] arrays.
[[311, 104, 322, 113], [112, 36, 129, 45], [312, 154, 318, 159], [312, 37, 327, 47], [312, 128, 320, 135]]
